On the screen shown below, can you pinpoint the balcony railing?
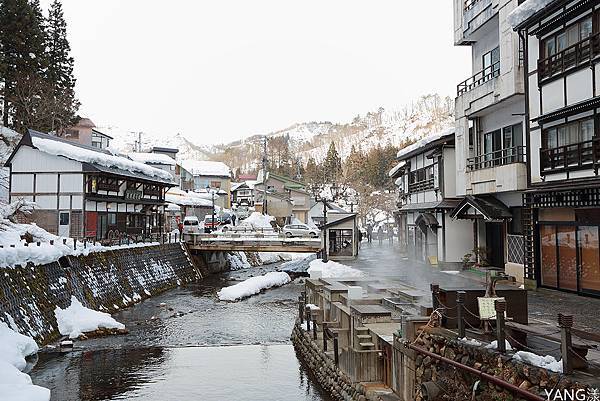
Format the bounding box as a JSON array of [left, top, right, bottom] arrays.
[[408, 178, 434, 193], [538, 32, 600, 81], [540, 138, 600, 174], [467, 145, 526, 171], [457, 61, 499, 96]]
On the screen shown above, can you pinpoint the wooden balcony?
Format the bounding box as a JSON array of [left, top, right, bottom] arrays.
[[540, 138, 600, 174], [467, 146, 526, 171], [538, 32, 600, 82], [457, 61, 499, 96], [408, 178, 434, 193]]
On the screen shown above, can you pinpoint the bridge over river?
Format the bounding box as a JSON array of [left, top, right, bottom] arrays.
[[185, 233, 322, 253]]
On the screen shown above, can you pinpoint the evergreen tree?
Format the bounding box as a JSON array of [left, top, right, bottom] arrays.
[[323, 141, 342, 184], [0, 0, 47, 131], [44, 0, 78, 132], [304, 157, 319, 185], [344, 144, 365, 183]]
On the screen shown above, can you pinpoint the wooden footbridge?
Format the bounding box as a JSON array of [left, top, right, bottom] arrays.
[[185, 233, 322, 253]]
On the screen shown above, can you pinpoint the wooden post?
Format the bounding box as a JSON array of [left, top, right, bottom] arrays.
[[169, 233, 172, 243], [558, 313, 574, 374], [50, 240, 54, 245], [457, 290, 466, 338], [73, 238, 76, 249], [323, 324, 328, 351], [305, 306, 311, 332], [313, 313, 317, 340], [333, 333, 339, 366], [430, 283, 440, 310], [299, 295, 304, 323], [495, 299, 507, 353]]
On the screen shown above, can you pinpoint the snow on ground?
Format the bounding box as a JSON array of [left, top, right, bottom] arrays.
[[54, 296, 125, 339], [227, 252, 252, 270], [217, 272, 291, 301], [240, 212, 275, 230], [485, 340, 513, 351], [441, 270, 461, 275], [0, 210, 160, 268], [459, 337, 483, 346], [307, 259, 364, 278], [257, 252, 295, 265], [512, 351, 563, 373], [0, 322, 50, 401], [31, 135, 173, 182], [507, 0, 554, 29]]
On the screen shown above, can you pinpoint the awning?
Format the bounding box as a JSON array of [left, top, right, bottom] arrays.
[[398, 199, 462, 212], [415, 213, 439, 227], [450, 195, 512, 221]]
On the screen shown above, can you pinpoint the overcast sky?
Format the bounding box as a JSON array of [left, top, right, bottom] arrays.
[[40, 1, 470, 145]]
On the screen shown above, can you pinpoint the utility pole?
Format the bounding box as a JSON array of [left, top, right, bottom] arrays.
[[262, 136, 268, 215]]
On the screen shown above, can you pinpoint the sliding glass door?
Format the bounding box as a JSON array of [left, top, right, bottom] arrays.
[[578, 226, 600, 296]]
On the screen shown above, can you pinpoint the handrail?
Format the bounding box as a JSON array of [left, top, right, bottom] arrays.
[[540, 137, 600, 173], [408, 177, 434, 193], [467, 145, 526, 171], [538, 31, 600, 81], [457, 61, 499, 96]]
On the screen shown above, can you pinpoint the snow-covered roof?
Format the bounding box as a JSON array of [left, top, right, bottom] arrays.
[[128, 152, 176, 166], [388, 160, 407, 177], [396, 128, 454, 161], [181, 160, 231, 177], [507, 0, 556, 29], [165, 188, 214, 207], [394, 177, 403, 186], [27, 131, 174, 183]]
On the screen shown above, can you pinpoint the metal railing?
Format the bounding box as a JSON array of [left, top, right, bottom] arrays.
[[457, 61, 500, 96], [538, 32, 600, 81], [540, 138, 600, 173], [467, 145, 526, 171], [464, 0, 483, 11]]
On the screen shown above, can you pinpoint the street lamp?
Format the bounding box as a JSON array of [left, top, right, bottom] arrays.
[[206, 185, 216, 233], [310, 182, 342, 263]]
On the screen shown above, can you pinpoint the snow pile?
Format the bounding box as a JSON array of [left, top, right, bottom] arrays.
[[181, 160, 231, 177], [54, 296, 125, 339], [258, 252, 293, 265], [512, 351, 563, 373], [0, 211, 161, 268], [459, 337, 483, 346], [240, 212, 275, 230], [307, 259, 364, 278], [31, 135, 173, 182], [0, 321, 50, 401], [485, 340, 513, 351], [280, 253, 317, 273], [507, 0, 554, 29], [217, 271, 291, 301], [226, 252, 252, 270], [128, 152, 177, 166], [396, 128, 454, 160]]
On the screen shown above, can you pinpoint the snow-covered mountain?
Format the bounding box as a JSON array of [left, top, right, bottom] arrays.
[[216, 94, 455, 168], [97, 125, 216, 162]]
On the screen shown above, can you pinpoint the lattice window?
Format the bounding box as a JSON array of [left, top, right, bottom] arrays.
[[507, 234, 524, 265]]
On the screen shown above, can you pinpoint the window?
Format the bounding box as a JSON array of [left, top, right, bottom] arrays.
[[542, 15, 593, 58], [503, 124, 523, 149], [210, 181, 221, 188], [482, 47, 500, 75], [508, 207, 523, 235], [59, 212, 70, 225], [108, 213, 117, 225], [543, 118, 595, 149]]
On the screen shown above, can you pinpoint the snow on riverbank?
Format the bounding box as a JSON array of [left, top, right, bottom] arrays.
[[217, 272, 291, 301], [307, 259, 364, 278], [0, 217, 160, 268], [0, 322, 50, 401], [513, 351, 563, 373], [54, 296, 125, 339]]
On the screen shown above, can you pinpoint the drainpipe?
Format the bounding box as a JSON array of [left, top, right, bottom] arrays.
[[407, 343, 545, 401]]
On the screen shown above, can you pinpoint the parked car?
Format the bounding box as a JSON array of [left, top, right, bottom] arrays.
[[282, 224, 320, 238], [182, 216, 201, 236], [204, 215, 220, 233]]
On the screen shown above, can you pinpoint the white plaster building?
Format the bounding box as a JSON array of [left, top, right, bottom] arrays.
[[453, 0, 527, 277]]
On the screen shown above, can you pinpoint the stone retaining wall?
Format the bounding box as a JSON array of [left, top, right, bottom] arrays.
[[291, 322, 383, 401], [0, 242, 203, 344], [412, 330, 587, 401]]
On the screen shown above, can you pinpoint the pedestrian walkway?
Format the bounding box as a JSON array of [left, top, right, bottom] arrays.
[[346, 241, 600, 337]]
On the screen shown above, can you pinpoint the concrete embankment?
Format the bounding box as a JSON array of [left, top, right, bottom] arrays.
[[0, 242, 204, 344]]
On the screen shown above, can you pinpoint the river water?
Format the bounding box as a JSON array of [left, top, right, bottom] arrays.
[[30, 264, 332, 401]]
